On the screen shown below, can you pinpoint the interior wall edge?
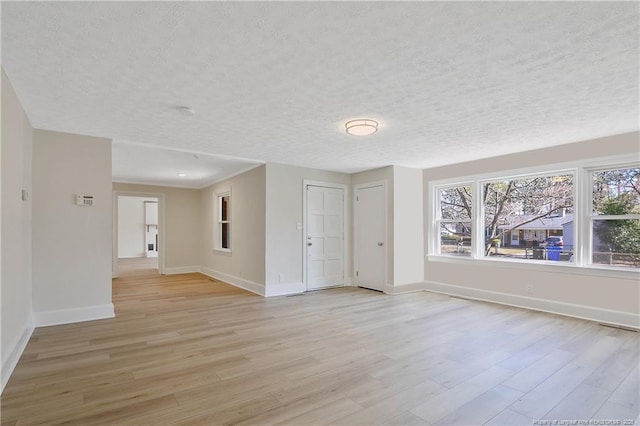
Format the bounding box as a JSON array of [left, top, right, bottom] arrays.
[[0, 322, 34, 394]]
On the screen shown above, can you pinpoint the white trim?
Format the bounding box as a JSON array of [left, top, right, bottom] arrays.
[[302, 180, 348, 292], [200, 267, 265, 296], [385, 282, 425, 295], [422, 280, 639, 330], [33, 304, 115, 327], [214, 187, 232, 252], [1, 323, 34, 393], [113, 191, 166, 277], [265, 282, 305, 297], [354, 181, 388, 292], [164, 266, 201, 275]]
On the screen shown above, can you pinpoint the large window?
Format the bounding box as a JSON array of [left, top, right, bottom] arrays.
[[436, 185, 472, 256], [216, 191, 231, 251], [591, 167, 640, 268], [482, 174, 573, 262], [430, 159, 639, 270]]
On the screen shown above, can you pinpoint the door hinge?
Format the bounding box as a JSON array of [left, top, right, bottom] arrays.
[[356, 271, 359, 276], [356, 196, 359, 201]]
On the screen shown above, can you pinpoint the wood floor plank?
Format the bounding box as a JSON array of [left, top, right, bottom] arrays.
[[1, 258, 638, 425]]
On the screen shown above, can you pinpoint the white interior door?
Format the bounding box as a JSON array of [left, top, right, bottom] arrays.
[[306, 185, 344, 290], [355, 184, 386, 292]]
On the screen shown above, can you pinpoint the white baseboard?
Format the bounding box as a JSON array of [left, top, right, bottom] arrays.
[[385, 282, 425, 295], [265, 282, 305, 297], [423, 280, 639, 330], [33, 303, 115, 327], [164, 266, 200, 275], [200, 267, 265, 296], [1, 322, 34, 393]]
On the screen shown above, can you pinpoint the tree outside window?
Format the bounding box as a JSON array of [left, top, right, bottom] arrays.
[[437, 185, 472, 256], [592, 167, 640, 268], [482, 174, 573, 260]]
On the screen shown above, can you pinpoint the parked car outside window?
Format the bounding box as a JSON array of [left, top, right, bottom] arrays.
[[541, 236, 563, 247]]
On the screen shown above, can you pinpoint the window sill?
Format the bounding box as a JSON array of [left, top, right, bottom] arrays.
[[213, 248, 232, 256], [426, 254, 639, 280]]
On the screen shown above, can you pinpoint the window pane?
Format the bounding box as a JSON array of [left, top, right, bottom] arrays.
[[483, 174, 573, 260], [439, 186, 471, 220], [592, 168, 640, 215], [221, 196, 229, 221], [592, 219, 640, 268], [221, 223, 230, 249], [439, 222, 471, 256]]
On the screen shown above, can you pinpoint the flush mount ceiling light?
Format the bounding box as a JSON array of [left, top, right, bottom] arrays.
[[177, 172, 187, 177], [176, 106, 196, 116], [345, 119, 378, 136]]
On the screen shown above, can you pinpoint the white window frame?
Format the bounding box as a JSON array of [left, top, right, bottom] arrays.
[[478, 168, 576, 261], [434, 183, 474, 257], [428, 154, 639, 276], [586, 163, 640, 269], [214, 189, 231, 253]]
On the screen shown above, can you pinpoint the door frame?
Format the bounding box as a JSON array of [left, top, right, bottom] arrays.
[[302, 180, 348, 291], [112, 191, 166, 278], [354, 181, 388, 292]]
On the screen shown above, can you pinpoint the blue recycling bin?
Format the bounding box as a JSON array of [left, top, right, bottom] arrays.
[[547, 246, 561, 261]]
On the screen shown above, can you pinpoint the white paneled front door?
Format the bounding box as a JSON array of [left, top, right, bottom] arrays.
[[306, 185, 344, 290]]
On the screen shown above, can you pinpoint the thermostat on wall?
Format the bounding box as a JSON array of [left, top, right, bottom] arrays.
[[76, 194, 94, 206]]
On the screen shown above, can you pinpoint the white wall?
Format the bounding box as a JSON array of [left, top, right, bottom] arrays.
[[1, 69, 34, 391], [393, 166, 424, 287], [32, 130, 114, 326], [201, 165, 266, 294], [265, 163, 352, 296], [113, 183, 201, 272], [423, 132, 640, 328], [117, 196, 156, 258]]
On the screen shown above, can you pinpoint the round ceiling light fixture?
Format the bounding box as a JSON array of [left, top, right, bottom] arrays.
[[345, 119, 378, 136], [177, 172, 188, 177]]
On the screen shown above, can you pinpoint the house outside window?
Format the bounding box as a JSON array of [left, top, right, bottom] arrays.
[[481, 173, 574, 261]]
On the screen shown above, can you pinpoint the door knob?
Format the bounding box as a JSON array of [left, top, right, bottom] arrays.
[[377, 242, 384, 246], [308, 242, 313, 246]]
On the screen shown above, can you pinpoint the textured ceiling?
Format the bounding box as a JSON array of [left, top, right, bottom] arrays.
[[112, 142, 262, 189], [2, 2, 638, 184]]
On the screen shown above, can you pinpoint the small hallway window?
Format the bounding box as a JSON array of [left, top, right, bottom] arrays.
[[216, 191, 231, 251]]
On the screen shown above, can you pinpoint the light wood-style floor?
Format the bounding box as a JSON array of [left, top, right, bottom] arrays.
[[1, 262, 638, 425], [117, 256, 158, 276]]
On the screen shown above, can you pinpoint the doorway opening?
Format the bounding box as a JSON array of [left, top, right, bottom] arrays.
[[113, 192, 165, 278]]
